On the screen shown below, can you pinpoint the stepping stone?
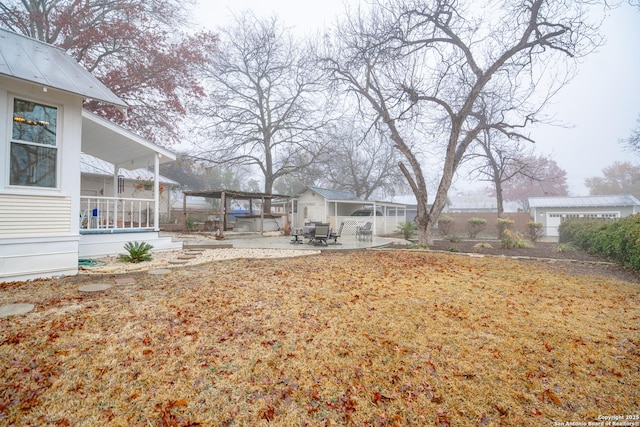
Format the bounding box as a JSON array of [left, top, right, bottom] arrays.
[[177, 255, 197, 260], [0, 303, 34, 318], [184, 251, 202, 256], [169, 260, 188, 265], [115, 277, 136, 286], [79, 283, 112, 293], [149, 269, 171, 275]]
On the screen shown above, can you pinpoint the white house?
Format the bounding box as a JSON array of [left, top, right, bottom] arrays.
[[0, 29, 181, 282], [528, 194, 640, 238], [80, 152, 179, 224], [293, 186, 407, 236]]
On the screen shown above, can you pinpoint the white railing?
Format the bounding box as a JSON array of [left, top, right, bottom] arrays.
[[80, 196, 155, 231]]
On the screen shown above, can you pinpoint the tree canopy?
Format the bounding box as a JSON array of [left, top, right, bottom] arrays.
[[585, 161, 640, 199], [0, 0, 216, 144]]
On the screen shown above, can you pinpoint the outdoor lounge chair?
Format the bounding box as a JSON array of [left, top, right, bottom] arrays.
[[329, 222, 344, 245], [312, 223, 331, 246], [356, 221, 373, 241]]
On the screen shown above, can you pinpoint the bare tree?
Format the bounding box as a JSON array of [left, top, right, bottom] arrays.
[[488, 154, 569, 210], [465, 130, 537, 216], [192, 12, 329, 211], [322, 117, 406, 199], [621, 114, 640, 155], [322, 0, 600, 244]]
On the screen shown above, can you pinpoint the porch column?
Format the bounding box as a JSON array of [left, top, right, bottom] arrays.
[[154, 153, 160, 231], [260, 196, 265, 235], [373, 202, 377, 236], [113, 164, 120, 228]]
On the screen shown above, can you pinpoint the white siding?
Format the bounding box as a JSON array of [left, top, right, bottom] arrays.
[[0, 194, 71, 238]]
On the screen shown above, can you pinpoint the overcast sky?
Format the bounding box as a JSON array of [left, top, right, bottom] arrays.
[[195, 1, 640, 196]]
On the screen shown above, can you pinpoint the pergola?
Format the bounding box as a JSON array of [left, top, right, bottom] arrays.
[[182, 190, 290, 233]]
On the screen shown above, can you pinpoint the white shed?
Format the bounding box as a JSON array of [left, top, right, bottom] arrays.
[[528, 194, 640, 238], [293, 186, 407, 236]]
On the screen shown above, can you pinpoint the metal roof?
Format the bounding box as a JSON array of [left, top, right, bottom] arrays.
[[528, 195, 640, 208], [80, 153, 178, 185], [184, 190, 289, 200], [307, 186, 361, 201], [0, 28, 125, 108]]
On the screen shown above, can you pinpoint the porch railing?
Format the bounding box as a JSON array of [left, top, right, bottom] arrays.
[[80, 196, 155, 231]]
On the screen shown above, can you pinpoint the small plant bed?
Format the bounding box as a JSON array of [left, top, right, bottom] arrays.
[[424, 239, 606, 262]]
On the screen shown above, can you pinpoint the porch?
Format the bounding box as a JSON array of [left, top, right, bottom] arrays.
[[80, 196, 155, 231], [78, 111, 182, 257]]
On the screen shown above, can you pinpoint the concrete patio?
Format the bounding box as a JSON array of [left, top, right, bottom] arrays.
[[164, 231, 408, 251]]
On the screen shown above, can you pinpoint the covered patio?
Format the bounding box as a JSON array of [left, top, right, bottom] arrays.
[[181, 190, 290, 234]]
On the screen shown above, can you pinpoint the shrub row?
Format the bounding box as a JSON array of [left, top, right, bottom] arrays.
[[558, 214, 640, 271], [436, 215, 543, 242]]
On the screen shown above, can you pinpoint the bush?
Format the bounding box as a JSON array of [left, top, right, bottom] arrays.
[[558, 215, 640, 271], [437, 215, 454, 236], [118, 241, 154, 263], [501, 229, 530, 249], [185, 217, 198, 232], [396, 221, 416, 239], [527, 221, 543, 242], [496, 218, 514, 238], [467, 217, 486, 239]]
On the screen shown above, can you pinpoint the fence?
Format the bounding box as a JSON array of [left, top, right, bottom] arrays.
[[436, 212, 532, 238]]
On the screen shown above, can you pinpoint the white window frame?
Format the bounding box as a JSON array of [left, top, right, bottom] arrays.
[[8, 95, 60, 190]]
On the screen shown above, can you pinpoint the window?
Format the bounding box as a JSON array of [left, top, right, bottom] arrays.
[[9, 98, 58, 188]]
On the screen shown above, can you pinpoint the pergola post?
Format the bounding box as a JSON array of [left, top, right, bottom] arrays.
[[221, 191, 227, 231]]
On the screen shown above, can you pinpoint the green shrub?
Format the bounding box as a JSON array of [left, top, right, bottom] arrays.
[[467, 217, 486, 239], [437, 215, 454, 236], [527, 221, 543, 243], [396, 221, 416, 239], [496, 218, 514, 238], [501, 229, 530, 249], [559, 215, 640, 271], [185, 217, 198, 232], [118, 241, 153, 263]]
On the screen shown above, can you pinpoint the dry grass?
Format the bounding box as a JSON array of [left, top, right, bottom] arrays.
[[1, 251, 639, 426]]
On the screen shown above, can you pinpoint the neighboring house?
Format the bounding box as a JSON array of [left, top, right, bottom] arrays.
[[528, 195, 640, 238], [443, 195, 522, 213], [80, 153, 178, 223], [0, 29, 181, 282], [293, 186, 407, 236]]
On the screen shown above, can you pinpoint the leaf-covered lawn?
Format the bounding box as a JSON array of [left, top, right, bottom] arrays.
[[1, 251, 638, 426]]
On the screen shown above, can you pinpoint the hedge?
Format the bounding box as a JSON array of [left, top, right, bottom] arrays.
[[558, 214, 640, 272]]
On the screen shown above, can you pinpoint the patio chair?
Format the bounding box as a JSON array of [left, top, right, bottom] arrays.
[[356, 221, 373, 241], [312, 223, 331, 246], [329, 222, 344, 245]]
